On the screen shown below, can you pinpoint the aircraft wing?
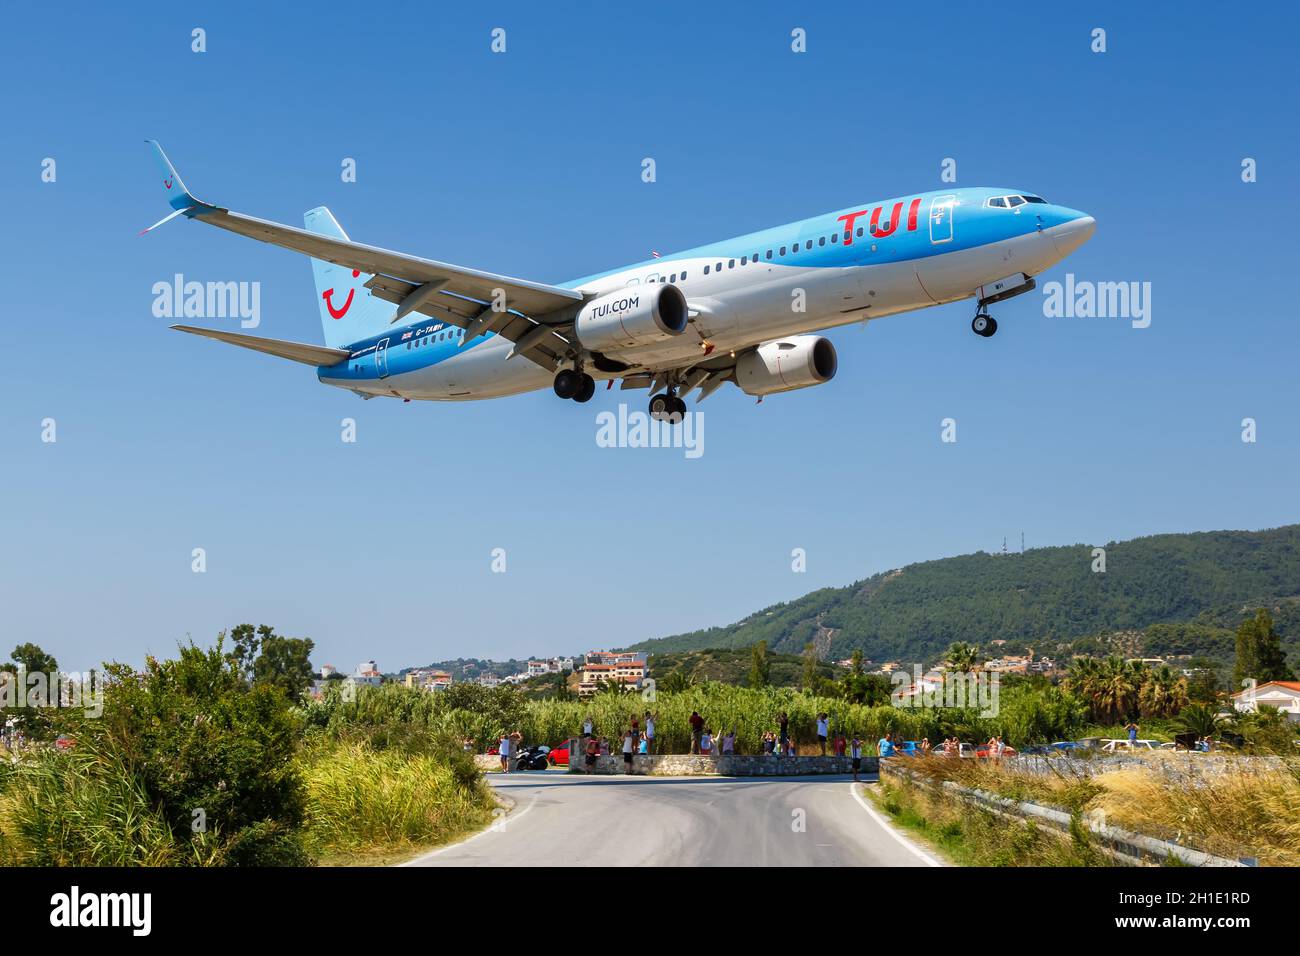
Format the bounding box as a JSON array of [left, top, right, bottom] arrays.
[[143, 141, 583, 369]]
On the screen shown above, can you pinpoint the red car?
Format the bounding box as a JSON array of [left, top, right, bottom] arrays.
[[546, 742, 571, 766], [975, 744, 1017, 759]]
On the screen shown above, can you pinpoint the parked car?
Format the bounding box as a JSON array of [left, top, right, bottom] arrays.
[[546, 742, 571, 767], [937, 742, 976, 758], [1101, 739, 1159, 752], [898, 740, 920, 756]]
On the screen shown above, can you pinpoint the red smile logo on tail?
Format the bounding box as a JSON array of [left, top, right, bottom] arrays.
[[163, 177, 173, 189], [322, 269, 361, 319]]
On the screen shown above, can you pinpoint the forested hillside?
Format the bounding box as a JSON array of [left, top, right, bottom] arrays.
[[629, 526, 1300, 665]]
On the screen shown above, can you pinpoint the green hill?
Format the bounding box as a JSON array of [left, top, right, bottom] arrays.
[[647, 647, 839, 688], [628, 525, 1300, 666]]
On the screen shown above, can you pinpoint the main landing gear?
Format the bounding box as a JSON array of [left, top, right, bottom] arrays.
[[971, 310, 998, 338], [648, 391, 687, 423], [553, 368, 596, 403]]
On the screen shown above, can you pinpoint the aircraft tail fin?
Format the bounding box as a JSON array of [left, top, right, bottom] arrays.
[[304, 207, 398, 348]]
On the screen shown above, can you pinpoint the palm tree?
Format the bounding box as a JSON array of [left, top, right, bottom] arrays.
[[1063, 656, 1102, 715], [945, 641, 980, 673], [1089, 656, 1143, 724], [1138, 666, 1189, 718], [1176, 702, 1222, 739], [659, 670, 696, 695]]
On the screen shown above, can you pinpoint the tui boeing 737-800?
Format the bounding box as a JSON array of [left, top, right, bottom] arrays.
[[144, 141, 1095, 420]]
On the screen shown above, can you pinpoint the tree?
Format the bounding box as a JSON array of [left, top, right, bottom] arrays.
[[9, 643, 58, 675], [1176, 702, 1222, 739], [1, 643, 61, 724], [1137, 665, 1188, 718], [94, 637, 310, 865], [747, 641, 771, 689], [252, 633, 316, 700], [225, 625, 316, 700], [660, 670, 696, 695], [944, 641, 979, 673], [1234, 608, 1292, 688], [850, 649, 864, 677], [800, 643, 819, 693]]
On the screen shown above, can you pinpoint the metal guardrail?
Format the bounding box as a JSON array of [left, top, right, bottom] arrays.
[[881, 763, 1247, 867]]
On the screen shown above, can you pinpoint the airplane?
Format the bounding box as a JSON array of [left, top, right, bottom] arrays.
[[144, 141, 1095, 420]]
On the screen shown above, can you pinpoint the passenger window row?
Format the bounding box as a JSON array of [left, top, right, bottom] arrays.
[[405, 328, 465, 350], [699, 226, 870, 275]]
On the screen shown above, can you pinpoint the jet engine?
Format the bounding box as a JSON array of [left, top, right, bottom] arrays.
[[735, 335, 837, 396], [574, 284, 689, 352]]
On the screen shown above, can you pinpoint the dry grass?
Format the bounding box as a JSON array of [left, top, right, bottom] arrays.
[[893, 754, 1300, 866], [1093, 761, 1300, 866]]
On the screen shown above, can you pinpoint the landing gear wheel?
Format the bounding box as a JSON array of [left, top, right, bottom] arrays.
[[972, 312, 997, 337], [553, 369, 581, 399], [573, 374, 596, 403], [648, 392, 672, 421], [668, 395, 687, 421]]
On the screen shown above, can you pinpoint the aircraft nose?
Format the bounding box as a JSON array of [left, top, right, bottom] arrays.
[[1051, 212, 1096, 259]]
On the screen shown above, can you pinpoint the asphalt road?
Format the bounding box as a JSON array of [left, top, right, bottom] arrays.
[[405, 772, 943, 867]]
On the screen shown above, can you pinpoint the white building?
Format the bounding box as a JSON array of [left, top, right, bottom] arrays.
[[1232, 680, 1300, 722]]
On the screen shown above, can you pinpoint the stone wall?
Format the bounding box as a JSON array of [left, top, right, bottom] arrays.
[[1006, 752, 1284, 786], [571, 753, 879, 776]]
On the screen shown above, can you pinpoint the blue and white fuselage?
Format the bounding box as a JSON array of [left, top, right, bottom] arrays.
[[144, 143, 1094, 413]]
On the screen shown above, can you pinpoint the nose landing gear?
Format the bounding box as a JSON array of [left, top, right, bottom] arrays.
[[971, 311, 998, 337], [648, 391, 687, 423]]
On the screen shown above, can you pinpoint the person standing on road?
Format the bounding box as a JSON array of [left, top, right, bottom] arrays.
[[689, 710, 705, 754], [644, 711, 657, 753], [622, 728, 636, 775], [816, 713, 830, 755], [777, 711, 790, 757], [877, 732, 896, 759], [584, 734, 600, 771], [499, 733, 512, 773], [850, 735, 864, 782]]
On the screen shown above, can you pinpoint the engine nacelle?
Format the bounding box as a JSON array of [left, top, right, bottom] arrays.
[[735, 335, 838, 396], [574, 284, 689, 352]]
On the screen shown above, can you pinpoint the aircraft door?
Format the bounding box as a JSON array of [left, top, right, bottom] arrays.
[[929, 195, 956, 244], [375, 337, 390, 379]]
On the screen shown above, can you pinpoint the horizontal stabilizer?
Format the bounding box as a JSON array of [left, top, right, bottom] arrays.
[[171, 325, 351, 367]]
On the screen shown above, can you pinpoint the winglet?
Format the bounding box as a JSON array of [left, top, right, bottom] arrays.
[[141, 140, 218, 235]]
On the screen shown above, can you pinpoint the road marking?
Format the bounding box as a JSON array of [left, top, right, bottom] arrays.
[[398, 792, 537, 866], [848, 782, 944, 867]]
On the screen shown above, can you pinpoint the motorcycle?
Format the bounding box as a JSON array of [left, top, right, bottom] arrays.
[[512, 745, 551, 771]]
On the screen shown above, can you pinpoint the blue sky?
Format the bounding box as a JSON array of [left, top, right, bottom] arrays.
[[2, 2, 1296, 673]]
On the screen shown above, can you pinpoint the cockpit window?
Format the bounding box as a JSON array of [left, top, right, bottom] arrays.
[[990, 194, 1047, 209]]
